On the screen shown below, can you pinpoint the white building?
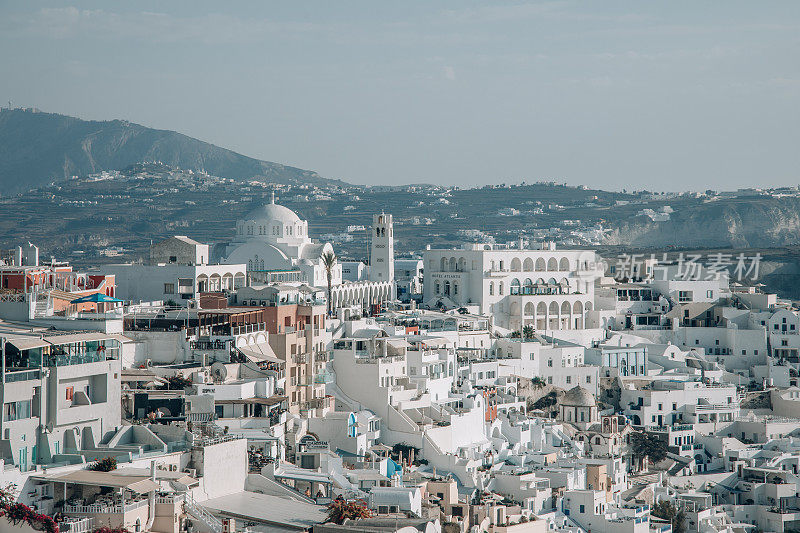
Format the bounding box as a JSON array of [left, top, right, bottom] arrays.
[[223, 194, 393, 312], [422, 243, 603, 333]]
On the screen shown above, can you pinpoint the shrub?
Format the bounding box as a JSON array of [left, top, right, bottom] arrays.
[[0, 485, 59, 533], [326, 497, 371, 524], [89, 456, 118, 472]]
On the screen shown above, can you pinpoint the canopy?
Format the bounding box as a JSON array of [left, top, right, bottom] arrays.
[[237, 342, 282, 364], [32, 470, 159, 493], [70, 293, 124, 304]]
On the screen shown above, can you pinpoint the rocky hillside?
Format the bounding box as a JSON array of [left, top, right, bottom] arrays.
[[605, 197, 800, 248], [0, 108, 343, 193]]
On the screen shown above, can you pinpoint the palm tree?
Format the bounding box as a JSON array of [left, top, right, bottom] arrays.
[[321, 251, 337, 316], [522, 325, 535, 340]]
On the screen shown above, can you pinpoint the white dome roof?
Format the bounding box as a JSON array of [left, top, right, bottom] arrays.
[[243, 201, 303, 226], [562, 386, 596, 407]]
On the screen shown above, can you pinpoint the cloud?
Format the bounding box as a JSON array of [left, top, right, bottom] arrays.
[[5, 6, 319, 44], [443, 66, 456, 80]]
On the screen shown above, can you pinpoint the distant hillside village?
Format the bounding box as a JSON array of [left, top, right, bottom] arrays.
[[2, 193, 800, 533]]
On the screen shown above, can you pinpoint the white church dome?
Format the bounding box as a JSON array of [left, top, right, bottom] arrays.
[[242, 202, 302, 226]]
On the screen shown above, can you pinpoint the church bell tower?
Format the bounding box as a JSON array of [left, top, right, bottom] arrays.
[[370, 213, 395, 287]]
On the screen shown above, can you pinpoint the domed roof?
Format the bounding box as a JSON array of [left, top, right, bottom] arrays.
[[243, 194, 303, 225], [562, 386, 596, 407]]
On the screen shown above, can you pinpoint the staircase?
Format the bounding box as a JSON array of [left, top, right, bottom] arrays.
[[33, 295, 50, 318], [184, 493, 223, 533]]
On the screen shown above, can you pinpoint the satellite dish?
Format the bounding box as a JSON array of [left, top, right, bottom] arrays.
[[210, 362, 227, 383]]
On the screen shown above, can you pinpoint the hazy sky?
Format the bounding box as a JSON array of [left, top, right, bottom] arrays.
[[1, 2, 798, 191]]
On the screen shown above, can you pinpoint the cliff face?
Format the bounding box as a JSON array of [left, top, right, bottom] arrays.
[[605, 198, 800, 248], [0, 108, 341, 193]]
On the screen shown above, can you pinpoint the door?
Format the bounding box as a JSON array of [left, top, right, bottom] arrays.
[[18, 447, 27, 472]]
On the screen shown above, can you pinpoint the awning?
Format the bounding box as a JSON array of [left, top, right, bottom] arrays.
[[32, 470, 159, 493], [127, 479, 161, 494], [237, 342, 282, 364], [70, 293, 124, 304], [174, 475, 200, 487], [216, 396, 287, 407], [43, 332, 115, 344], [385, 338, 411, 348], [5, 337, 49, 351]]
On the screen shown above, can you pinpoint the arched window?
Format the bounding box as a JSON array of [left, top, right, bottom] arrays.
[[523, 278, 533, 295], [348, 413, 358, 437]]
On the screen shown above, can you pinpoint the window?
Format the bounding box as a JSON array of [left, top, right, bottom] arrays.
[[672, 403, 677, 410], [580, 505, 585, 513], [65, 387, 74, 401], [566, 376, 572, 384], [3, 400, 31, 421], [678, 290, 692, 302], [586, 376, 591, 383], [548, 359, 553, 367], [547, 376, 552, 384], [164, 283, 175, 294], [706, 290, 713, 298]]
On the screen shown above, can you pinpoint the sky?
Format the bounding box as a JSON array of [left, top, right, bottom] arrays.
[[1, 1, 798, 191]]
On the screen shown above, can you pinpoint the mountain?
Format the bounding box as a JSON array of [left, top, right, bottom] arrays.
[[0, 108, 346, 193]]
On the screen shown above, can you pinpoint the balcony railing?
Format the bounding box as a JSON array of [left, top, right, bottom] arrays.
[[65, 499, 148, 515], [4, 369, 41, 382], [60, 517, 95, 533]]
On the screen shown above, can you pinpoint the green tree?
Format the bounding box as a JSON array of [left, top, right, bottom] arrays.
[[630, 431, 669, 463], [321, 251, 337, 316], [652, 500, 687, 533]]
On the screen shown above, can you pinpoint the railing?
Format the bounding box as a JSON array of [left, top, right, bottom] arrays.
[[45, 352, 110, 367], [60, 517, 95, 533], [185, 493, 223, 533], [190, 340, 229, 350], [65, 499, 148, 515], [5, 369, 41, 382], [193, 433, 241, 447], [693, 403, 736, 411], [0, 292, 27, 302], [646, 424, 693, 432], [155, 493, 185, 505]]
